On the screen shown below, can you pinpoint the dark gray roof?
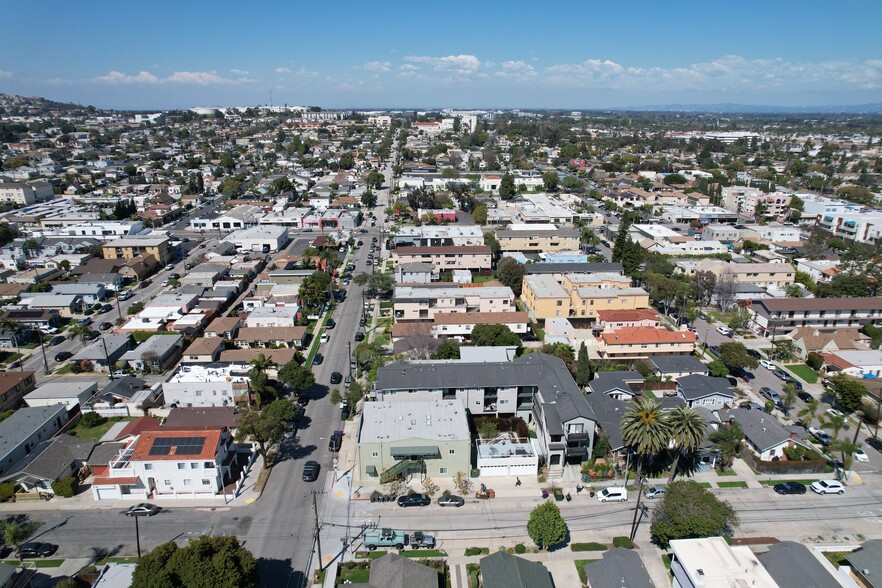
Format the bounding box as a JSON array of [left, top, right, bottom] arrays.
[[0, 404, 67, 459], [585, 391, 627, 450], [846, 539, 882, 586], [586, 547, 655, 588], [392, 335, 442, 356], [88, 442, 126, 466], [758, 541, 840, 588], [366, 552, 439, 588], [525, 262, 624, 275], [9, 433, 95, 481], [377, 353, 594, 436], [676, 375, 735, 401], [480, 551, 554, 588], [718, 408, 807, 453], [100, 376, 147, 401], [648, 355, 710, 376], [589, 371, 643, 396], [656, 397, 687, 410]]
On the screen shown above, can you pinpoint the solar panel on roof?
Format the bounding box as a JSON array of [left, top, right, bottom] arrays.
[[147, 436, 206, 456]]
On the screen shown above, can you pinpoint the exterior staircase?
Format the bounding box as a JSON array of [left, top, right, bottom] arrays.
[[379, 459, 426, 484]]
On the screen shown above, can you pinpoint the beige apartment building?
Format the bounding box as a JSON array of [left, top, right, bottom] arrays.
[[394, 285, 515, 321], [521, 273, 650, 322], [675, 259, 795, 288], [391, 245, 492, 272], [496, 226, 581, 253], [103, 235, 171, 266]]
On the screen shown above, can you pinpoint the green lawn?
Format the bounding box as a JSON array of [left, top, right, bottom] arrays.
[[696, 482, 713, 489], [355, 551, 388, 560], [785, 364, 819, 383], [643, 389, 657, 399], [717, 481, 748, 489], [54, 364, 73, 375], [70, 416, 129, 441], [716, 469, 737, 476], [2, 559, 64, 568], [662, 554, 672, 570], [337, 565, 371, 584], [575, 559, 598, 585], [400, 549, 447, 558], [472, 275, 496, 283]]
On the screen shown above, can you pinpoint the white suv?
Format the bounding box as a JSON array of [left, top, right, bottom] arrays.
[[811, 480, 845, 495], [597, 487, 628, 502]]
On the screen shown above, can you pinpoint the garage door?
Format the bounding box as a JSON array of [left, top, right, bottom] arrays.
[[96, 487, 121, 500]]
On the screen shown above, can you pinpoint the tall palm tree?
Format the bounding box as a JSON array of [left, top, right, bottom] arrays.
[[798, 398, 820, 429], [621, 398, 671, 484], [666, 406, 708, 484], [822, 413, 850, 442], [68, 323, 92, 349], [248, 353, 277, 405], [709, 422, 744, 470]]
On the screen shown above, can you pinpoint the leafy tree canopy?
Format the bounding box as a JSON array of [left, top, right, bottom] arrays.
[[131, 536, 259, 588], [526, 501, 567, 550], [650, 480, 738, 547]]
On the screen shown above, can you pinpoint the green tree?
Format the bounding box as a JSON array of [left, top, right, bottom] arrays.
[[68, 323, 93, 349], [709, 422, 743, 470], [798, 397, 820, 428], [263, 399, 298, 423], [434, 339, 461, 360], [663, 173, 688, 186], [360, 190, 377, 207], [575, 342, 592, 387], [248, 353, 277, 404], [526, 501, 567, 550], [780, 383, 798, 418], [495, 257, 526, 296], [329, 389, 342, 406], [829, 374, 867, 413], [236, 409, 285, 466], [650, 480, 738, 547], [346, 381, 364, 410], [131, 535, 259, 588], [472, 204, 488, 225], [498, 173, 516, 200], [542, 171, 559, 192], [718, 342, 759, 372], [666, 406, 708, 483], [277, 362, 315, 394], [707, 360, 729, 378], [621, 398, 671, 486], [611, 217, 631, 263], [470, 324, 521, 348], [822, 412, 850, 442], [366, 170, 384, 190]]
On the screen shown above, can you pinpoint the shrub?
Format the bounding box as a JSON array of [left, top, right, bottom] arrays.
[[464, 547, 485, 556], [0, 482, 16, 502], [51, 476, 78, 497], [514, 543, 526, 554], [806, 352, 824, 371], [79, 412, 105, 428], [571, 542, 607, 552], [612, 536, 634, 549]]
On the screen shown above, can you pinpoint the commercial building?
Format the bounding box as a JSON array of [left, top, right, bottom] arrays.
[[226, 225, 289, 253], [393, 285, 515, 321], [103, 235, 170, 266], [162, 364, 250, 408], [356, 399, 471, 483], [389, 225, 484, 249], [816, 210, 882, 245], [748, 297, 882, 334], [392, 245, 492, 272]]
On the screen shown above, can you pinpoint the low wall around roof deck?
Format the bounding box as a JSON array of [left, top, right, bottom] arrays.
[[476, 437, 539, 477]]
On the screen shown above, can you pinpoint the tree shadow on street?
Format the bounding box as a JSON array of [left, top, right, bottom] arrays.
[[256, 557, 301, 588]]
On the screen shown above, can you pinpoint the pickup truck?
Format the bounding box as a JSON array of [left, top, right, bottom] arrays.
[[363, 528, 436, 551], [808, 427, 832, 447]]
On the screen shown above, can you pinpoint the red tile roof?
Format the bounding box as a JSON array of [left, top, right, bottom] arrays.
[[601, 327, 696, 345], [115, 416, 162, 441], [596, 309, 659, 323], [93, 476, 141, 486], [130, 429, 222, 462], [432, 312, 529, 325]]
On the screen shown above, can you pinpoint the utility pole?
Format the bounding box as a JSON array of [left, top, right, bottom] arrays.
[[102, 337, 114, 380], [313, 491, 323, 571], [628, 470, 646, 542], [134, 514, 141, 558], [348, 342, 352, 377], [38, 335, 49, 375]]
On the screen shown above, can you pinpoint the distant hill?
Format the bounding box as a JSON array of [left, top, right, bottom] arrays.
[[618, 102, 882, 114]]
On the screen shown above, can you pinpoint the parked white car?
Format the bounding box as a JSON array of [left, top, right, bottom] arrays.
[[597, 487, 628, 503], [854, 449, 869, 463], [810, 480, 845, 495], [825, 408, 844, 419], [759, 359, 777, 370], [716, 326, 733, 336], [320, 333, 330, 344]]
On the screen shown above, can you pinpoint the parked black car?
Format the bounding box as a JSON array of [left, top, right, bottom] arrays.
[[325, 319, 336, 329], [82, 330, 98, 341], [49, 335, 66, 346], [774, 482, 807, 495], [330, 372, 343, 384], [302, 461, 320, 482], [328, 434, 342, 452], [797, 391, 813, 403], [16, 542, 57, 558], [54, 351, 73, 362], [99, 322, 113, 331], [312, 353, 324, 365], [397, 493, 431, 507], [354, 331, 364, 341]]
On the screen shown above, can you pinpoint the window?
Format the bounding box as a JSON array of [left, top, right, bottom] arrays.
[[144, 464, 152, 470], [191, 463, 199, 469], [195, 391, 203, 397], [177, 463, 186, 470], [163, 479, 171, 486], [204, 462, 214, 469], [202, 479, 211, 486], [372, 451, 379, 457], [439, 467, 449, 475], [183, 479, 192, 486], [449, 449, 455, 455]]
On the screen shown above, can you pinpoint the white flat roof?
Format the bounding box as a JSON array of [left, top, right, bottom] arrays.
[[507, 222, 557, 231], [166, 364, 249, 384], [359, 399, 470, 443]]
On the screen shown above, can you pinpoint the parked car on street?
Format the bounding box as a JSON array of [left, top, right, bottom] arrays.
[[773, 482, 806, 495], [759, 359, 777, 370], [125, 503, 162, 517], [810, 480, 845, 495], [597, 487, 628, 502], [397, 493, 431, 507], [716, 326, 733, 337], [54, 351, 73, 362], [437, 494, 465, 507], [328, 434, 342, 452], [330, 372, 342, 384], [643, 486, 666, 499], [854, 449, 869, 462], [302, 461, 320, 482], [16, 543, 57, 558], [49, 336, 65, 346]]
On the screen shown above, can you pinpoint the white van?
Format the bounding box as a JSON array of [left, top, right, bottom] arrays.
[[597, 487, 628, 503]]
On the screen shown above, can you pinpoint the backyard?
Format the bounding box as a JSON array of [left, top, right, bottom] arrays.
[[784, 364, 819, 383], [69, 416, 130, 441]]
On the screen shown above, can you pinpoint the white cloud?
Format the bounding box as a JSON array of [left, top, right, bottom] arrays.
[[229, 68, 250, 76], [496, 60, 537, 80], [95, 70, 160, 84], [0, 70, 12, 79], [361, 61, 391, 72], [93, 70, 243, 86], [275, 67, 292, 74], [295, 68, 319, 78], [404, 54, 482, 76], [543, 55, 882, 91]]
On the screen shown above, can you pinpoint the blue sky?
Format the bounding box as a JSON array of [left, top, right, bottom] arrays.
[[1, 0, 881, 110]]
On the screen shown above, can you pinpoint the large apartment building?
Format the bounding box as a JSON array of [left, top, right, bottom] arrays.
[[496, 224, 581, 253], [675, 259, 796, 289], [722, 187, 791, 220], [391, 246, 492, 272], [521, 273, 650, 323], [393, 285, 515, 321], [597, 327, 697, 361], [748, 297, 882, 334], [374, 353, 596, 471], [103, 235, 171, 266], [389, 225, 484, 248]]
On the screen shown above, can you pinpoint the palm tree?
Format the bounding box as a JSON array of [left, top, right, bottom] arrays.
[[780, 383, 798, 418], [798, 398, 820, 429], [831, 438, 859, 478], [666, 406, 708, 484], [822, 413, 850, 442], [621, 398, 671, 485], [68, 323, 92, 349], [248, 353, 276, 406], [709, 422, 744, 470]]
